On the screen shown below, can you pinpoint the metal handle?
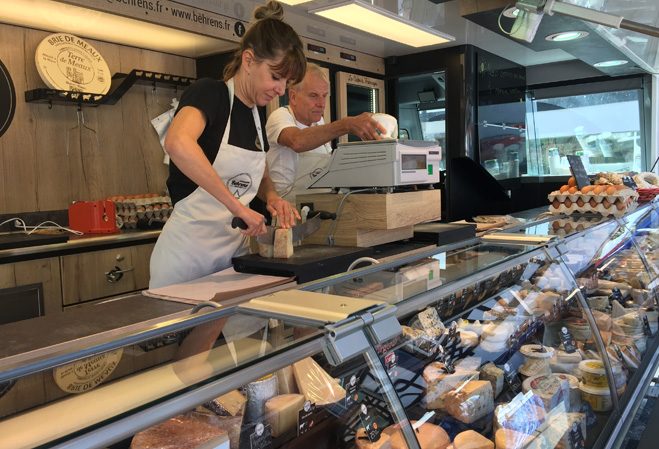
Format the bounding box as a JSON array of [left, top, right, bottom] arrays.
[[347, 257, 380, 272], [105, 266, 134, 283]]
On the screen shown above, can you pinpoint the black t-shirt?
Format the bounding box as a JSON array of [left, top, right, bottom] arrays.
[[166, 78, 268, 205]]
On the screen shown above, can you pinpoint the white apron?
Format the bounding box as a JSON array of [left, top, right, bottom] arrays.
[[149, 79, 265, 288], [281, 106, 332, 206]]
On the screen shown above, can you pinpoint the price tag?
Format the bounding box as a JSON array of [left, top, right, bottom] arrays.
[[344, 375, 359, 408], [643, 315, 653, 336], [569, 422, 586, 449], [566, 156, 591, 190], [609, 287, 624, 304], [384, 352, 398, 377], [359, 403, 382, 443], [622, 175, 638, 189], [503, 363, 522, 394], [613, 344, 630, 371], [560, 327, 579, 353], [297, 401, 316, 436], [579, 401, 598, 428], [250, 423, 273, 449]]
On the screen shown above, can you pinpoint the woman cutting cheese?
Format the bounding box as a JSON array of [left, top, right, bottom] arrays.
[[150, 0, 305, 288]]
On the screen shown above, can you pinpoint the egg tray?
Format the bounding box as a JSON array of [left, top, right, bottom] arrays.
[[547, 190, 639, 217], [548, 215, 609, 236], [113, 196, 173, 228]]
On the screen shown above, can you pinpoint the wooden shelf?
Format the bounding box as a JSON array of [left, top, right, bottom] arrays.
[[24, 69, 195, 107]]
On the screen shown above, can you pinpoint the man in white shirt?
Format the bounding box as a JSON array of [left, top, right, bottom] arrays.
[[266, 63, 387, 207]]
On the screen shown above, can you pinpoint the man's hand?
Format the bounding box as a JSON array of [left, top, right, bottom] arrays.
[[347, 112, 388, 141]]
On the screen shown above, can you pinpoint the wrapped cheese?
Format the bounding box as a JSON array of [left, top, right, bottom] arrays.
[[292, 357, 346, 405], [265, 394, 305, 437], [444, 380, 494, 424], [130, 414, 229, 449], [422, 362, 479, 410]]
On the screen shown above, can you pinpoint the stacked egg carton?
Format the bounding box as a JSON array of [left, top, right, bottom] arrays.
[[549, 215, 608, 236], [106, 194, 173, 228], [548, 184, 639, 217]]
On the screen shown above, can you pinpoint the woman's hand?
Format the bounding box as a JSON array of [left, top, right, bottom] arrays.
[[235, 207, 267, 236], [267, 198, 300, 228]]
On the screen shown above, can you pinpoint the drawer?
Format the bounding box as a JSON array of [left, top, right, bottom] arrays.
[[61, 243, 154, 306], [0, 258, 62, 317]]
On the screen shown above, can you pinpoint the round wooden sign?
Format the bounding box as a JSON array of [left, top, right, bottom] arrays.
[[53, 348, 123, 394], [35, 33, 111, 94], [0, 58, 16, 139]]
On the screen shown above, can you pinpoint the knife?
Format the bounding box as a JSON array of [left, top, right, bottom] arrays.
[[231, 210, 336, 245]]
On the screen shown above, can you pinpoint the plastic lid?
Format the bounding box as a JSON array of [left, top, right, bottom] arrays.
[[520, 344, 554, 359], [579, 359, 621, 375], [578, 382, 611, 396]]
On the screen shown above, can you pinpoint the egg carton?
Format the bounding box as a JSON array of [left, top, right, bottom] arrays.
[[113, 196, 173, 228], [548, 190, 639, 216]]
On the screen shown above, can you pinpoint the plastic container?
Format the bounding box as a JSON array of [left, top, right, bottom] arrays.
[[579, 360, 623, 388], [579, 382, 612, 412]]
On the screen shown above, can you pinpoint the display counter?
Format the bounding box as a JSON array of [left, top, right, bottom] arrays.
[[1, 201, 658, 449]]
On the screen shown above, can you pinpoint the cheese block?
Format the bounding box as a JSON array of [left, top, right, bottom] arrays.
[[453, 430, 494, 449], [292, 357, 346, 405], [258, 242, 274, 258], [276, 365, 299, 394], [412, 307, 445, 339], [445, 380, 494, 424], [480, 363, 505, 397], [130, 414, 229, 449], [273, 228, 294, 258], [493, 398, 546, 434], [522, 374, 570, 411], [204, 390, 246, 416], [265, 393, 305, 437], [458, 330, 480, 349], [383, 421, 451, 449], [355, 428, 392, 449], [422, 362, 479, 410], [531, 412, 586, 449], [192, 408, 244, 449], [494, 429, 533, 449]]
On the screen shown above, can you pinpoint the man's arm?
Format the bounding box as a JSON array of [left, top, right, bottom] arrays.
[[279, 112, 388, 153]]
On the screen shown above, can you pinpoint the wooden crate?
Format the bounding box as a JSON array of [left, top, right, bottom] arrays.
[[297, 190, 441, 247]]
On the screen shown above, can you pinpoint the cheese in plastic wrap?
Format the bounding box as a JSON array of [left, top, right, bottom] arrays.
[[292, 357, 346, 405], [130, 412, 229, 449]]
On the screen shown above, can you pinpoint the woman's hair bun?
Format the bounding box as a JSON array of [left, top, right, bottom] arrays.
[[253, 0, 285, 21]]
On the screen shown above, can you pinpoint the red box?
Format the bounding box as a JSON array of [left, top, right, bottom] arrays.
[[68, 201, 120, 234]]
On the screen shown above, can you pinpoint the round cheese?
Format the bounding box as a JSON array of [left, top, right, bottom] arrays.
[[53, 348, 122, 393], [384, 421, 450, 449], [454, 430, 494, 449]]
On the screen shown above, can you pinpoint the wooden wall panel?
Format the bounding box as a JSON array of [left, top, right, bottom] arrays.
[[0, 23, 196, 214]]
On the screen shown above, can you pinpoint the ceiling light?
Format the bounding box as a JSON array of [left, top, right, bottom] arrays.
[[503, 7, 520, 18], [279, 0, 313, 4], [545, 31, 589, 41], [593, 60, 629, 67], [310, 0, 454, 48]]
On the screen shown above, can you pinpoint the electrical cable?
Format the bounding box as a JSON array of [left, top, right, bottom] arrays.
[[323, 188, 378, 244], [0, 218, 83, 236]]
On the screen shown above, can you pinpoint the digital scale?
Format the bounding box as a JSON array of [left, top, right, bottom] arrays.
[[308, 139, 441, 189]]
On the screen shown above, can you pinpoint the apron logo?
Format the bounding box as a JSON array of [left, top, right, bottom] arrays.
[[227, 173, 253, 198], [309, 168, 323, 179]]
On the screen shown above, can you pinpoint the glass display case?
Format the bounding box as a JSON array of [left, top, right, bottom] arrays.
[[1, 203, 658, 449]]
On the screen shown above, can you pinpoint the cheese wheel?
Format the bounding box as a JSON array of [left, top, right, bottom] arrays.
[[494, 429, 533, 449], [454, 430, 494, 449], [273, 228, 294, 258], [355, 428, 393, 449], [265, 394, 305, 437], [384, 421, 450, 449]]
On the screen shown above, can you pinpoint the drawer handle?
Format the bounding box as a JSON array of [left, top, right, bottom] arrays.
[[105, 266, 134, 283]]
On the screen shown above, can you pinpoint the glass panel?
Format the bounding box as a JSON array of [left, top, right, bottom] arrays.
[[0, 311, 323, 447], [622, 205, 659, 296], [526, 90, 644, 176], [377, 252, 616, 449], [308, 242, 537, 310]]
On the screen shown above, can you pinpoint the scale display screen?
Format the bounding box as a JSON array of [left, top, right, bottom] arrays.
[[401, 154, 427, 170]]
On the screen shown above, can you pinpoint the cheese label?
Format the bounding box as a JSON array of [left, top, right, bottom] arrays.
[[359, 403, 382, 442], [53, 349, 122, 393], [344, 374, 359, 408], [579, 401, 598, 428], [503, 363, 522, 393], [569, 422, 585, 449], [297, 401, 315, 436], [643, 315, 653, 336], [560, 327, 579, 353], [250, 423, 273, 449]]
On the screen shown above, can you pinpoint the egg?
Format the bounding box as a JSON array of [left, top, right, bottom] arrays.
[[589, 198, 598, 208], [568, 186, 578, 194], [552, 221, 560, 230], [161, 204, 170, 210], [616, 185, 628, 191], [564, 198, 572, 208], [602, 199, 611, 208], [560, 185, 570, 193], [576, 198, 585, 207], [135, 194, 145, 199], [568, 177, 576, 187], [606, 186, 617, 195], [594, 186, 608, 195], [576, 224, 585, 231], [581, 185, 595, 194], [116, 195, 125, 201], [564, 223, 573, 233], [616, 200, 626, 210]]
